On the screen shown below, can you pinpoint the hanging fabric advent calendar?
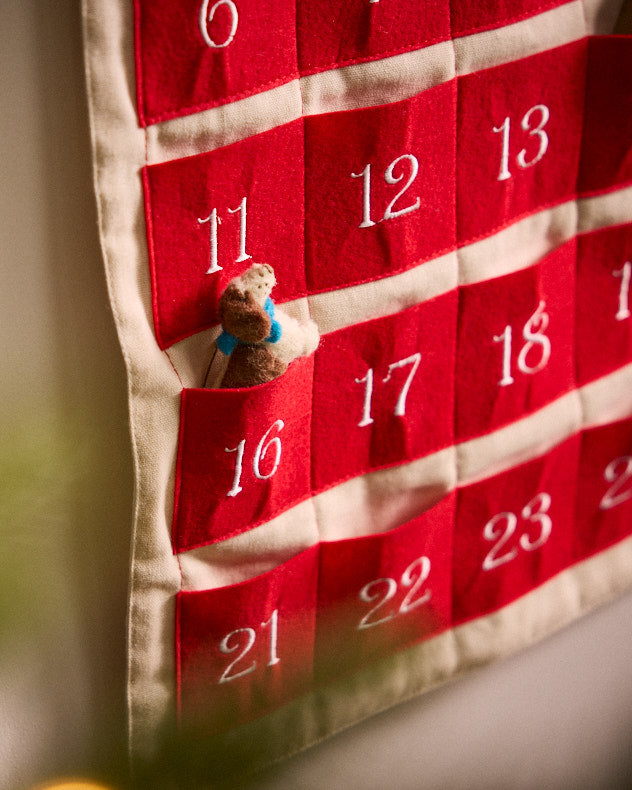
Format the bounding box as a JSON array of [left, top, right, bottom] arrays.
[[83, 0, 632, 777]]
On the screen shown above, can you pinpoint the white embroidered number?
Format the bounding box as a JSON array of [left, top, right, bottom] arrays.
[[218, 609, 280, 684], [225, 420, 284, 497], [493, 301, 551, 387], [383, 155, 421, 221], [253, 419, 284, 480], [493, 104, 550, 182], [225, 439, 245, 497], [357, 556, 432, 630], [613, 262, 631, 321], [351, 155, 420, 228], [199, 0, 238, 48], [482, 492, 553, 571], [355, 353, 420, 427], [600, 456, 632, 510], [198, 196, 252, 274]]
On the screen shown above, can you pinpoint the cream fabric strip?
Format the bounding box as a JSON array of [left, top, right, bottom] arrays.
[[82, 0, 182, 757], [454, 1, 586, 76], [459, 201, 579, 286]]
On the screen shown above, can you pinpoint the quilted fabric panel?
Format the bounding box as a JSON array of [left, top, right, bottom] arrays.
[[83, 0, 632, 772]]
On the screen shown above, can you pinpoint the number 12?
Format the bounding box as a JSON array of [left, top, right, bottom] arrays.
[[351, 154, 420, 228]]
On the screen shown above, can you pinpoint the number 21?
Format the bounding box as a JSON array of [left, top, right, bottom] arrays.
[[218, 609, 280, 684]]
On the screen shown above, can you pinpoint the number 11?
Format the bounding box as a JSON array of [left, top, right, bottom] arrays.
[[613, 261, 631, 321]]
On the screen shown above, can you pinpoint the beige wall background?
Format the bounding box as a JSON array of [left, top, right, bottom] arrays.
[[0, 1, 631, 788]]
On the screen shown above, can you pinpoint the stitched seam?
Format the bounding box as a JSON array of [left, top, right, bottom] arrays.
[[299, 34, 451, 79], [177, 490, 315, 554], [452, 0, 576, 40], [139, 32, 451, 128], [133, 0, 146, 126], [457, 195, 579, 249], [306, 243, 457, 297], [142, 73, 299, 127], [578, 178, 632, 200]]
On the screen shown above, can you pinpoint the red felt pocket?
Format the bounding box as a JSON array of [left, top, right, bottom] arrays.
[[173, 356, 313, 552], [575, 224, 632, 386], [135, 0, 299, 126], [177, 545, 318, 733], [455, 241, 576, 441], [316, 493, 454, 682], [452, 435, 579, 624], [457, 40, 586, 244], [312, 291, 457, 493], [304, 82, 457, 293], [143, 120, 305, 348], [574, 418, 632, 561], [297, 0, 451, 76], [579, 37, 632, 197]]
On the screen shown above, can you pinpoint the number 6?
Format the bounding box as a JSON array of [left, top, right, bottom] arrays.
[[199, 0, 238, 48]]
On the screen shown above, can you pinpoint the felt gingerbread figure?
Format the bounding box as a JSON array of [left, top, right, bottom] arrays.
[[206, 263, 319, 388]]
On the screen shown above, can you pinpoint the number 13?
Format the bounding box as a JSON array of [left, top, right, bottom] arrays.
[[493, 104, 550, 182]]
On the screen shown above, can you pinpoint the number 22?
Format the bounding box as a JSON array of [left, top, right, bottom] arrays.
[[358, 555, 432, 630], [600, 456, 632, 510]]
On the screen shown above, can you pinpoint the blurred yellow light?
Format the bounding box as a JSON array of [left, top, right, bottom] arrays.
[[31, 781, 115, 790]]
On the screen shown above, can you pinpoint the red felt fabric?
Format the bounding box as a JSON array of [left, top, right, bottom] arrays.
[[135, 0, 299, 126], [173, 356, 313, 552], [455, 241, 576, 442], [305, 82, 457, 294], [575, 418, 632, 561], [144, 120, 305, 349], [456, 40, 586, 245], [575, 224, 632, 386], [177, 545, 319, 732], [312, 292, 457, 493], [579, 37, 632, 196], [316, 493, 454, 681], [297, 0, 451, 76], [452, 435, 579, 624]]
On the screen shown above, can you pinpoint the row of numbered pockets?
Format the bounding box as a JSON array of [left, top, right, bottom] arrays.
[[173, 236, 632, 551], [176, 419, 632, 732], [143, 38, 632, 348], [134, 3, 620, 126]]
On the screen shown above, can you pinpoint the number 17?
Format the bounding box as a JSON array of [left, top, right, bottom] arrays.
[[355, 353, 421, 427]]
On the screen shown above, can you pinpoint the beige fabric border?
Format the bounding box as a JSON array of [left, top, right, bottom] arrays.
[[82, 0, 182, 757]]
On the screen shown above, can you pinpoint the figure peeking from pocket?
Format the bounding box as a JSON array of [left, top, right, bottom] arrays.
[[204, 263, 320, 388]]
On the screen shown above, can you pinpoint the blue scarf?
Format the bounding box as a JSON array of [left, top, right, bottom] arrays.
[[217, 297, 282, 355]]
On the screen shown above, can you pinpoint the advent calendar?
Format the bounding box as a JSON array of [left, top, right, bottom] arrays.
[[83, 0, 632, 776]]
